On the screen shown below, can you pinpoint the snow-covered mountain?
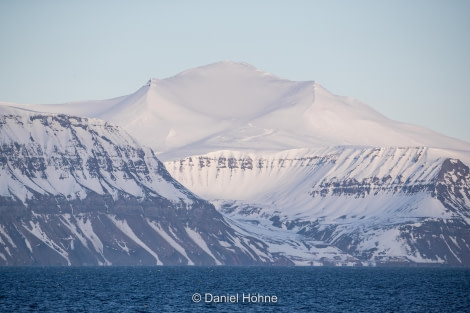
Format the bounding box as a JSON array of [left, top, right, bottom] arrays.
[[25, 61, 470, 160], [0, 105, 277, 266], [2, 61, 470, 266], [166, 147, 470, 265]]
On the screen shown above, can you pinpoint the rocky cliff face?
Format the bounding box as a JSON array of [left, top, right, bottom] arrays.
[[0, 106, 276, 266], [166, 147, 470, 266], [2, 62, 469, 267]]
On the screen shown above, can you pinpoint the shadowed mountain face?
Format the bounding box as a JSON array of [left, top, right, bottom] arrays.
[[0, 107, 277, 266]]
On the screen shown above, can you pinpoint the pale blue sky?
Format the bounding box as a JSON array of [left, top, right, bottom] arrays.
[[1, 0, 469, 143]]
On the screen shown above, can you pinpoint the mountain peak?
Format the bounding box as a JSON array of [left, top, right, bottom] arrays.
[[13, 62, 470, 159], [146, 78, 159, 87], [170, 61, 280, 82], [207, 60, 258, 70]]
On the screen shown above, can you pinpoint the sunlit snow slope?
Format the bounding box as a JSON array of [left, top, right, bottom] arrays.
[[22, 61, 470, 160], [166, 147, 470, 265]]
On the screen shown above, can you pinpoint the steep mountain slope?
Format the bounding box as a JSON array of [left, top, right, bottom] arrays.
[[25, 61, 470, 160], [3, 61, 470, 266], [166, 148, 470, 265], [0, 105, 276, 266]]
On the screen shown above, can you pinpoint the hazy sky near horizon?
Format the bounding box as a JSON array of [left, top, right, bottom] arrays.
[[1, 0, 469, 143]]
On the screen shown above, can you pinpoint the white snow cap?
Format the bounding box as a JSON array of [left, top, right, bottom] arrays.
[[6, 61, 470, 160]]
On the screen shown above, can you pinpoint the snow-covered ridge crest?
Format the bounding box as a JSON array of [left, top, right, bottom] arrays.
[[170, 61, 281, 80], [0, 104, 136, 145], [0, 104, 191, 204], [7, 61, 468, 160], [165, 146, 468, 201]]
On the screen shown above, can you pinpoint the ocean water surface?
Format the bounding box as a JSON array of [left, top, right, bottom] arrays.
[[0, 266, 468, 312]]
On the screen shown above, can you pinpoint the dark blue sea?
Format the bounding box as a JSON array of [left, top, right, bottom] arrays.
[[0, 266, 468, 312]]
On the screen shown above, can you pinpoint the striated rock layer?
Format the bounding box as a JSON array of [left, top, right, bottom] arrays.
[[0, 106, 277, 266], [166, 148, 470, 266]]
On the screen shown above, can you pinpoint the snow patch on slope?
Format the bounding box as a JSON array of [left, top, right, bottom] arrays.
[[146, 219, 194, 265], [108, 215, 162, 265], [23, 218, 71, 265], [185, 226, 222, 265]]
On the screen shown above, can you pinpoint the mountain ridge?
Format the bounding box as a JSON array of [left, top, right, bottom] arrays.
[[165, 147, 470, 265], [1, 61, 469, 266], [5, 61, 468, 160], [0, 105, 278, 266]]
